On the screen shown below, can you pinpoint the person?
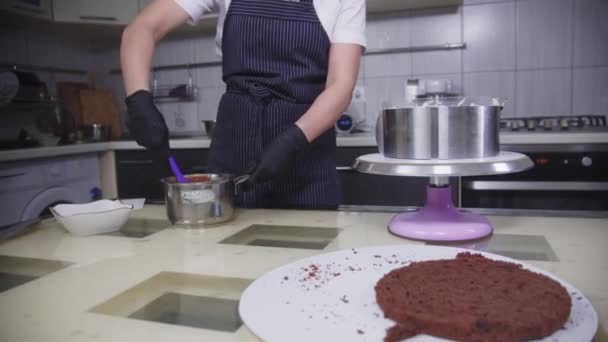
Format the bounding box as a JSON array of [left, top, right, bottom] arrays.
[[121, 0, 365, 209]]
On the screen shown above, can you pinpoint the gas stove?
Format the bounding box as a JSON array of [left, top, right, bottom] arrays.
[[500, 115, 607, 132]]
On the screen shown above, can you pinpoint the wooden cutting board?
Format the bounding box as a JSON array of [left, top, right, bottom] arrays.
[[56, 81, 89, 129], [79, 88, 123, 140]]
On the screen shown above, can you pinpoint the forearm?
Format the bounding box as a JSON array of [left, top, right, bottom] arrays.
[[295, 43, 362, 142], [120, 0, 191, 96], [295, 82, 355, 142], [120, 25, 156, 95]]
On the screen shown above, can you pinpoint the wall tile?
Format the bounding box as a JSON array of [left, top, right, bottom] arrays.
[[363, 53, 411, 78], [153, 38, 195, 67], [157, 102, 199, 133], [464, 71, 515, 116], [572, 67, 608, 115], [366, 15, 411, 50], [194, 66, 223, 88], [412, 73, 464, 95], [410, 6, 461, 45], [94, 48, 121, 72], [26, 31, 60, 67], [463, 2, 515, 72], [198, 86, 225, 121], [573, 0, 608, 67], [192, 34, 222, 63], [365, 76, 410, 124], [516, 0, 573, 69], [515, 69, 572, 117], [0, 29, 28, 64], [412, 50, 462, 75]]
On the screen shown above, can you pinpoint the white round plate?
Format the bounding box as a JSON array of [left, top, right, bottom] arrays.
[[239, 245, 597, 342]]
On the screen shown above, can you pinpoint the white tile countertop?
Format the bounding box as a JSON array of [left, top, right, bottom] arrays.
[[1, 132, 607, 162], [0, 206, 606, 342]]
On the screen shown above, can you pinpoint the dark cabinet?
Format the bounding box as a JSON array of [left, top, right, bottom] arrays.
[[115, 149, 209, 202], [115, 147, 457, 207], [336, 147, 458, 207], [336, 147, 435, 207]]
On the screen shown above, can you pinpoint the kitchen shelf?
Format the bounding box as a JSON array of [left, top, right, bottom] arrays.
[[365, 43, 466, 56], [1, 64, 88, 76], [108, 43, 466, 75]]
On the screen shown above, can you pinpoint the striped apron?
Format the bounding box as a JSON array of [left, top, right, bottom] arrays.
[[207, 0, 341, 209]]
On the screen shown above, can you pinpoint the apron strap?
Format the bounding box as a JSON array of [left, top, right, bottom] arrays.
[[227, 82, 297, 103]]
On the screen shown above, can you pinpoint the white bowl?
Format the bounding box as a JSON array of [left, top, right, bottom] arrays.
[[50, 200, 134, 236]]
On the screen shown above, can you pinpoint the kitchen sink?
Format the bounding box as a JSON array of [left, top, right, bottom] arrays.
[[426, 234, 559, 261], [0, 255, 72, 293], [91, 272, 251, 332], [102, 218, 170, 238], [219, 224, 341, 250]]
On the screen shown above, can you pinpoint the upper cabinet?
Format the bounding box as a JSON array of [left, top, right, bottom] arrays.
[[53, 0, 138, 25], [367, 0, 462, 13], [0, 0, 53, 20]]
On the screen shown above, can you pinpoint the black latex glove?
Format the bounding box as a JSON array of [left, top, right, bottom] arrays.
[[244, 124, 309, 187], [125, 90, 169, 151]]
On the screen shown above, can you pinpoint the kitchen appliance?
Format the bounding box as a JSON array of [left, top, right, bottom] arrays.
[[0, 71, 49, 103], [0, 71, 19, 105], [463, 114, 608, 215], [162, 174, 235, 226], [357, 96, 533, 241], [380, 97, 501, 160], [335, 114, 355, 134], [462, 144, 608, 214], [0, 129, 40, 150], [239, 245, 598, 342], [81, 123, 112, 142], [500, 115, 607, 132], [0, 154, 101, 238], [201, 120, 216, 137], [79, 88, 122, 140]]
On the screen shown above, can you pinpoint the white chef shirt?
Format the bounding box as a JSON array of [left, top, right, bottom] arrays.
[[174, 0, 366, 55]]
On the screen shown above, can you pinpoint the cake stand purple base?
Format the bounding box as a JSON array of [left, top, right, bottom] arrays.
[[388, 185, 493, 241]]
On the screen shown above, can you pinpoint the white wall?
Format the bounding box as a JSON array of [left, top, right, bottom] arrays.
[[3, 0, 607, 136], [0, 27, 94, 140], [0, 28, 94, 96]]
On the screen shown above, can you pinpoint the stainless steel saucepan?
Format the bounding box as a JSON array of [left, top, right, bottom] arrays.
[[163, 173, 236, 226]]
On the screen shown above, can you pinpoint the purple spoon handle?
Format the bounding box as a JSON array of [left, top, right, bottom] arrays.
[[168, 156, 188, 183]]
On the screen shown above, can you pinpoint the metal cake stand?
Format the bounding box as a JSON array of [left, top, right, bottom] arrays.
[[353, 152, 534, 241]]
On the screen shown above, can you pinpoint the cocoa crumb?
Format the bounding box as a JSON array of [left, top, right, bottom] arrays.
[[340, 295, 349, 303], [333, 272, 341, 277], [284, 276, 289, 280], [357, 329, 364, 334]]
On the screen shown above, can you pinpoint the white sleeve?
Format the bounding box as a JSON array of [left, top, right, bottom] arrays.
[[331, 0, 367, 48], [173, 0, 220, 23]]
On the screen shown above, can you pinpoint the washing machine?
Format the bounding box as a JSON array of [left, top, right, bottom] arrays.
[[0, 154, 101, 228]]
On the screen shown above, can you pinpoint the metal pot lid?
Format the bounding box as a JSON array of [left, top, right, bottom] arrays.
[[383, 96, 504, 109], [353, 152, 533, 177]]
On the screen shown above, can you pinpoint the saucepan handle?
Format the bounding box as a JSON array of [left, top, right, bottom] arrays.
[[233, 175, 250, 197]]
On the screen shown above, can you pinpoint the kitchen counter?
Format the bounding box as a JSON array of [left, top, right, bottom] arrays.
[[0, 207, 606, 342], [2, 131, 608, 162]]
